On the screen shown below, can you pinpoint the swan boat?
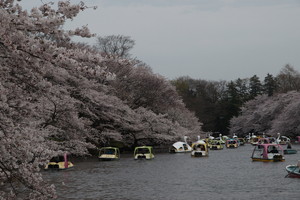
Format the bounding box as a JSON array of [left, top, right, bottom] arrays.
[[169, 136, 192, 153], [276, 133, 290, 145], [251, 144, 285, 162], [226, 139, 238, 148], [257, 138, 271, 145], [250, 137, 259, 146], [191, 140, 209, 157], [237, 138, 246, 146], [209, 139, 224, 150]]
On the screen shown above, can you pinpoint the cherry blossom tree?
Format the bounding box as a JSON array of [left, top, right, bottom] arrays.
[[268, 91, 300, 137], [230, 91, 300, 138], [101, 59, 185, 113], [96, 57, 203, 137], [0, 1, 203, 199], [0, 0, 104, 198]]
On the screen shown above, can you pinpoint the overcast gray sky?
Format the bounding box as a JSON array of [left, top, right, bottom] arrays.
[[21, 0, 300, 81]]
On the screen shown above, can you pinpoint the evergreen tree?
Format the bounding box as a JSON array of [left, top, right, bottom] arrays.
[[249, 75, 262, 99], [263, 73, 277, 96], [224, 81, 242, 116], [235, 78, 250, 101]]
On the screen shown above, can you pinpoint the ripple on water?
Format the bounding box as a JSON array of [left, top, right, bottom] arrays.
[[44, 144, 300, 200]]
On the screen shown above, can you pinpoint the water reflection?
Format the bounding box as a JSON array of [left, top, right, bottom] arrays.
[[43, 145, 300, 200]]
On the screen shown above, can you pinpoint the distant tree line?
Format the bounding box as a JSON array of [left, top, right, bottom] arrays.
[[171, 64, 300, 135]]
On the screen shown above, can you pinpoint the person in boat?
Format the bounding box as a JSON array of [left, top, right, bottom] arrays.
[[263, 140, 268, 144], [269, 146, 278, 153], [201, 145, 205, 151], [194, 144, 200, 150], [50, 155, 64, 163], [103, 149, 114, 154], [139, 148, 149, 154]]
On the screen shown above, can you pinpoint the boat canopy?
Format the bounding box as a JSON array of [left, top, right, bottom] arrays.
[[226, 139, 238, 144], [172, 142, 191, 151], [134, 146, 154, 160], [46, 153, 73, 170], [191, 140, 207, 150], [134, 146, 153, 154], [256, 144, 284, 159], [50, 155, 65, 163], [258, 138, 270, 144], [99, 147, 119, 154], [211, 140, 222, 145]]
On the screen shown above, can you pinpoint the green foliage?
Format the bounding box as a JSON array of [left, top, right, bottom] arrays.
[[263, 73, 277, 96], [171, 65, 300, 135], [171, 77, 231, 134], [249, 75, 262, 99]]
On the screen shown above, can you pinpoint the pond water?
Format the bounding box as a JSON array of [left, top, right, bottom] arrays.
[[44, 144, 300, 200]]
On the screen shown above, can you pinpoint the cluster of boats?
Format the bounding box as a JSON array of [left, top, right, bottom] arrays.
[[169, 134, 299, 178], [44, 133, 300, 178], [169, 134, 245, 156], [44, 146, 155, 170], [246, 133, 299, 163], [98, 145, 155, 160]]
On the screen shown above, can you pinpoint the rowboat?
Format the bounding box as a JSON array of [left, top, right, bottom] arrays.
[[283, 142, 297, 154], [284, 149, 297, 154], [286, 161, 300, 178]]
